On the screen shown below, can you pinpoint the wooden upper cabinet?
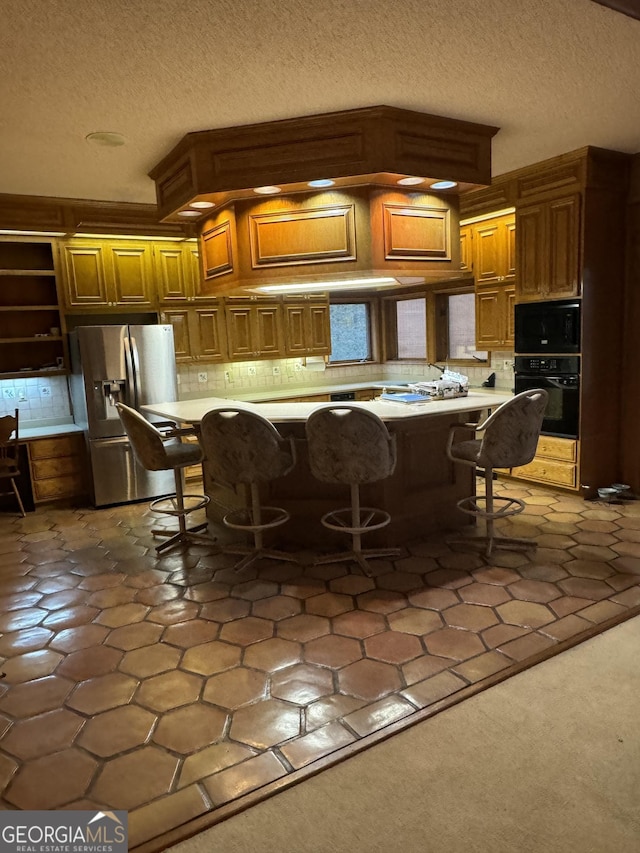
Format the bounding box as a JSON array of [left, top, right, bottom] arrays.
[[60, 239, 155, 308], [154, 242, 206, 302], [516, 194, 581, 302], [160, 303, 227, 362], [225, 301, 283, 360], [471, 213, 516, 284], [459, 225, 473, 274], [283, 300, 331, 356], [475, 283, 515, 350]]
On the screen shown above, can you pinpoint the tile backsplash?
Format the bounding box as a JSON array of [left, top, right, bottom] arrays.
[[0, 354, 514, 426]]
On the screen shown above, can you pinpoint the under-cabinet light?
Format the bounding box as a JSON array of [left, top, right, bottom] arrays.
[[254, 277, 397, 294], [308, 179, 335, 188], [189, 201, 215, 209], [253, 185, 282, 195], [397, 177, 425, 186], [430, 180, 458, 190]]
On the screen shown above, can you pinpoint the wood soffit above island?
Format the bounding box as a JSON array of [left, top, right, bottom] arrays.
[[148, 105, 499, 223]]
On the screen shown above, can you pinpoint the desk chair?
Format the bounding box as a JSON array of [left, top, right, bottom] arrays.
[[198, 407, 297, 572], [305, 405, 401, 576], [0, 409, 26, 517], [446, 388, 548, 558], [115, 402, 211, 554]]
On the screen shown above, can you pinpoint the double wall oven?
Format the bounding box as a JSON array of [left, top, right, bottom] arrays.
[[514, 299, 581, 439]]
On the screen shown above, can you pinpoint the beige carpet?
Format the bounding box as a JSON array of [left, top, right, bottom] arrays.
[[169, 615, 640, 853]]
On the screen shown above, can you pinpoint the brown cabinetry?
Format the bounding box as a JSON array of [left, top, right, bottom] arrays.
[[161, 304, 227, 363], [60, 239, 156, 309], [475, 284, 515, 350], [225, 298, 283, 360], [471, 214, 516, 283], [27, 433, 86, 502], [282, 296, 331, 357], [0, 238, 66, 379], [154, 242, 205, 302], [516, 195, 581, 302], [510, 435, 578, 489]]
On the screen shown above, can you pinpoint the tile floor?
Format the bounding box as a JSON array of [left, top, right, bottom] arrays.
[[1, 480, 640, 850]]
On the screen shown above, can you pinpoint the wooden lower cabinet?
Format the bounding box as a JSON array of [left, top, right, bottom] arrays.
[[27, 433, 87, 502], [509, 435, 578, 489]]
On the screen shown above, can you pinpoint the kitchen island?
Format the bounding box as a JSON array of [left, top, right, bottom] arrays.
[[144, 392, 510, 549]]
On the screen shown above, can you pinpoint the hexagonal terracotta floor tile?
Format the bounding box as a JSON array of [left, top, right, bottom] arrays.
[[153, 703, 227, 753], [2, 649, 63, 684], [305, 592, 353, 617], [443, 603, 499, 631], [91, 746, 180, 810], [0, 675, 74, 719], [277, 613, 330, 642], [423, 627, 486, 660], [203, 667, 268, 709], [387, 607, 443, 635], [119, 643, 182, 678], [332, 610, 386, 639], [496, 600, 555, 628], [219, 616, 274, 646], [338, 658, 402, 701], [229, 698, 300, 748], [77, 705, 156, 757], [105, 621, 164, 650], [304, 634, 363, 668], [135, 670, 202, 712], [67, 672, 139, 714], [1, 708, 84, 760], [146, 600, 201, 625], [508, 579, 563, 603], [181, 641, 242, 676], [162, 619, 219, 648], [243, 637, 303, 672], [270, 663, 334, 705], [458, 582, 512, 606], [5, 748, 97, 809], [251, 595, 302, 621], [55, 645, 124, 681]]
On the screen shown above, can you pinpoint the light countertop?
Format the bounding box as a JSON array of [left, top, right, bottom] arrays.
[[143, 391, 511, 425]]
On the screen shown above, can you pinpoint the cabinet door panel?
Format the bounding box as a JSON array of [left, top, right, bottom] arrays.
[[473, 223, 502, 283], [283, 305, 306, 355], [307, 304, 331, 354], [475, 288, 502, 348], [547, 195, 580, 298], [163, 310, 192, 362], [194, 307, 226, 360], [505, 220, 517, 280], [459, 225, 473, 274], [155, 245, 189, 301], [109, 244, 154, 305], [255, 306, 283, 356], [61, 244, 109, 306], [505, 286, 516, 347], [226, 307, 255, 358], [516, 204, 547, 301]]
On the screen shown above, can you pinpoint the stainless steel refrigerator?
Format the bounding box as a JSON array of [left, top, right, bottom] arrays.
[[69, 324, 178, 506]]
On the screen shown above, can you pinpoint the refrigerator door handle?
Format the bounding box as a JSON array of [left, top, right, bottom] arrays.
[[124, 335, 137, 409]]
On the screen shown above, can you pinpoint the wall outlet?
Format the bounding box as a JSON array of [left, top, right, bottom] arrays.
[[224, 370, 233, 383], [197, 371, 208, 383], [39, 386, 51, 397], [2, 387, 16, 399], [272, 365, 281, 376], [502, 360, 513, 371], [294, 361, 304, 372], [248, 365, 257, 376]]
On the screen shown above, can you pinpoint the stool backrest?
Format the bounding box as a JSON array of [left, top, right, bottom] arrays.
[[199, 407, 295, 486], [477, 388, 549, 469], [115, 402, 170, 472], [0, 409, 19, 474], [306, 405, 396, 485]]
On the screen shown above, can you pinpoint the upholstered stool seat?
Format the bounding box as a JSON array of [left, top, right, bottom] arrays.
[[446, 388, 548, 558], [305, 405, 401, 576], [116, 402, 212, 554], [198, 407, 298, 572]]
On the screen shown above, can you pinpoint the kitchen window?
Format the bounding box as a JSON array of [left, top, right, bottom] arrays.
[[384, 287, 487, 364], [328, 301, 373, 363]]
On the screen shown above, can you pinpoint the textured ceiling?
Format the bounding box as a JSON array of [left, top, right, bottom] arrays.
[[1, 0, 639, 206]]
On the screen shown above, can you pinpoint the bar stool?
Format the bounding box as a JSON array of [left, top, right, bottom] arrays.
[[0, 409, 26, 517], [446, 388, 548, 557], [305, 405, 401, 576], [198, 407, 298, 572], [115, 403, 212, 554]]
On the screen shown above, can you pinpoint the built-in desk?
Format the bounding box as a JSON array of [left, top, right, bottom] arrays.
[[144, 393, 510, 548]]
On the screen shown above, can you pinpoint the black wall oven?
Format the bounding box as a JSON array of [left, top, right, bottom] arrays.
[[514, 299, 580, 354], [514, 356, 580, 438]]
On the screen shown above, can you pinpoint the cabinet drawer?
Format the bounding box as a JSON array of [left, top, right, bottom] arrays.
[[512, 458, 577, 488], [33, 474, 85, 501], [29, 436, 81, 460], [31, 456, 82, 480], [535, 436, 577, 462]]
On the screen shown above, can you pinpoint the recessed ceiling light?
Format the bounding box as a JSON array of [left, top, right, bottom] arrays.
[[308, 179, 335, 188], [430, 180, 458, 190], [85, 131, 126, 147], [253, 185, 282, 195], [178, 210, 202, 218], [397, 176, 425, 186], [190, 201, 215, 209]]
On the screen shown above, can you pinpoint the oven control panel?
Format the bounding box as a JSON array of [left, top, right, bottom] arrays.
[[514, 355, 580, 374]]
